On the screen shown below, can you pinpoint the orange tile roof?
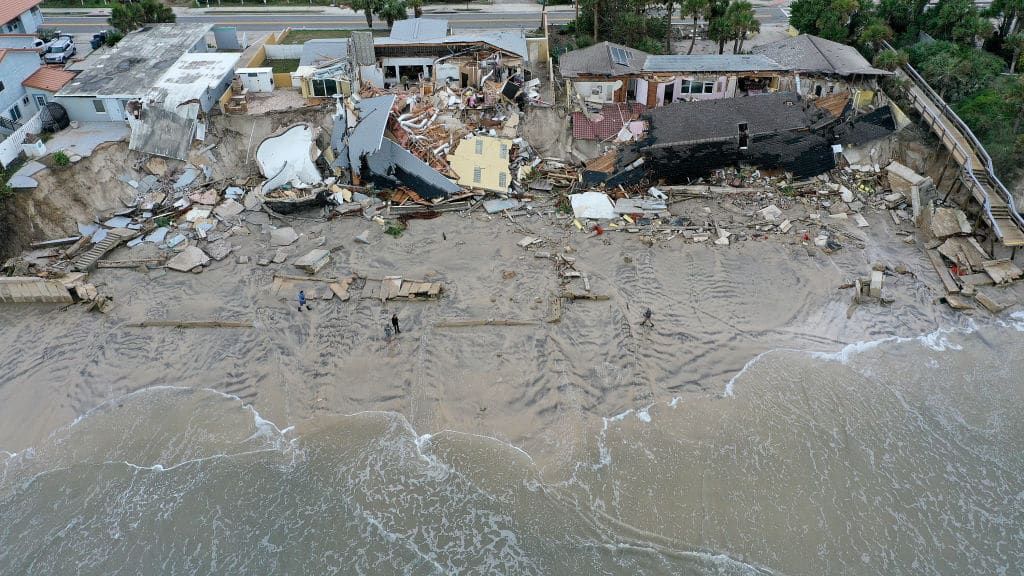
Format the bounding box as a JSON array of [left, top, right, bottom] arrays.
[[0, 0, 42, 26], [22, 66, 77, 92]]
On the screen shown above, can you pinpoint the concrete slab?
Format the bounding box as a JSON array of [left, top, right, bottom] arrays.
[[48, 122, 130, 158]]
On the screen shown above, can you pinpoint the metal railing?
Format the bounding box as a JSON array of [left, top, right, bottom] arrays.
[[881, 40, 1024, 240]]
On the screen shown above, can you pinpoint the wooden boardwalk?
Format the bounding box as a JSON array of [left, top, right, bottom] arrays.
[[898, 69, 1024, 248]]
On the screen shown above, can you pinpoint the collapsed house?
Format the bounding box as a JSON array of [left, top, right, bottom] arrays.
[[55, 24, 222, 123], [559, 35, 890, 112], [292, 39, 353, 99], [368, 18, 529, 91], [559, 42, 787, 109], [331, 94, 461, 200], [447, 134, 514, 194], [639, 92, 838, 180], [128, 52, 240, 160], [751, 34, 891, 99]]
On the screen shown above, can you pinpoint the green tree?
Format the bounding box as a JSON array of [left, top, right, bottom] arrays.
[[408, 0, 424, 18], [1006, 76, 1024, 133], [108, 0, 175, 33], [681, 0, 708, 54], [872, 48, 908, 70], [924, 0, 992, 45], [375, 0, 408, 28], [876, 0, 917, 37], [706, 0, 733, 54], [663, 0, 676, 53], [1007, 33, 1024, 73], [984, 0, 1024, 40], [726, 0, 759, 52], [349, 0, 381, 28]]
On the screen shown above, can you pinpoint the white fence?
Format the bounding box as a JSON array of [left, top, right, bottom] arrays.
[[0, 111, 43, 169], [265, 44, 303, 60]]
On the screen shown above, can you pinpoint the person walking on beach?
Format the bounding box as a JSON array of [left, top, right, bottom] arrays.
[[391, 313, 401, 335], [640, 307, 653, 327], [297, 290, 311, 312]]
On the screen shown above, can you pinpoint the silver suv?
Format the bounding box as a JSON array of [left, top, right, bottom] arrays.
[[44, 37, 76, 65]]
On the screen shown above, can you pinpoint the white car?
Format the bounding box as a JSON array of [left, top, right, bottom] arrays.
[[43, 37, 76, 65]]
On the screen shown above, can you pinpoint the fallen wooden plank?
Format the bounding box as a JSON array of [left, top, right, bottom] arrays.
[[975, 292, 1008, 313], [273, 273, 344, 283], [96, 258, 165, 268], [926, 249, 960, 294], [31, 236, 81, 248], [127, 320, 253, 328], [561, 291, 610, 301]]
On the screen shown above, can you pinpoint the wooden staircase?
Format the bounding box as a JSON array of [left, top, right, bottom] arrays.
[[966, 169, 1024, 247], [71, 229, 134, 272]]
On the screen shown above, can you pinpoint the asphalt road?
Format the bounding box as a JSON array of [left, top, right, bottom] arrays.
[[42, 7, 787, 34]]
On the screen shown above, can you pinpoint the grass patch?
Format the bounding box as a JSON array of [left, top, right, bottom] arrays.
[[280, 28, 388, 44], [269, 58, 300, 73], [52, 151, 70, 168], [384, 222, 406, 238]]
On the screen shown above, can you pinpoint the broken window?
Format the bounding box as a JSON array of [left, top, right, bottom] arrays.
[[498, 172, 507, 188], [738, 123, 748, 150], [627, 78, 638, 100], [703, 82, 714, 94], [92, 100, 105, 113], [814, 84, 823, 97], [473, 166, 482, 183], [475, 139, 484, 155], [311, 78, 339, 97], [664, 82, 675, 102]]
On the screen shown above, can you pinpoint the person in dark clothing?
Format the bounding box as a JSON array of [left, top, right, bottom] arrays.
[[391, 313, 401, 334], [640, 307, 653, 327], [297, 290, 311, 311]]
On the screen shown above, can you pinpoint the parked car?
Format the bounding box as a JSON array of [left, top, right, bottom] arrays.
[[44, 36, 76, 65]]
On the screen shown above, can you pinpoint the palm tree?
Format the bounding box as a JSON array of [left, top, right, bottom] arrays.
[[375, 0, 408, 28], [681, 0, 708, 54], [921, 52, 960, 101], [349, 0, 380, 28], [1008, 33, 1024, 74], [726, 0, 758, 53], [664, 0, 676, 53], [408, 0, 424, 18]]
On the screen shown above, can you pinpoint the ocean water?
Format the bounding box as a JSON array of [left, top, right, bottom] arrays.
[[2, 316, 1023, 575]]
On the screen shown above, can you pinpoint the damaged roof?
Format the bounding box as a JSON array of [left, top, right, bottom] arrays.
[[146, 52, 240, 110], [129, 106, 196, 161], [335, 95, 396, 174], [388, 18, 448, 42], [642, 54, 784, 73], [57, 23, 214, 98], [752, 34, 891, 76], [299, 39, 350, 67], [375, 27, 528, 60], [645, 92, 825, 147], [558, 41, 648, 78]]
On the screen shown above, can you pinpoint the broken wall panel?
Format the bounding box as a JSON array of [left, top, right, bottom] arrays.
[[645, 131, 835, 182]]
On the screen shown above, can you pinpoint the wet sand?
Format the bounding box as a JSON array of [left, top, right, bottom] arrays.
[[0, 202, 957, 470]]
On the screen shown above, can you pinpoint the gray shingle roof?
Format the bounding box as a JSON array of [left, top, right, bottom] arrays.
[[299, 39, 349, 67], [645, 92, 826, 146], [751, 34, 891, 76], [557, 41, 648, 78], [642, 54, 784, 73]]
